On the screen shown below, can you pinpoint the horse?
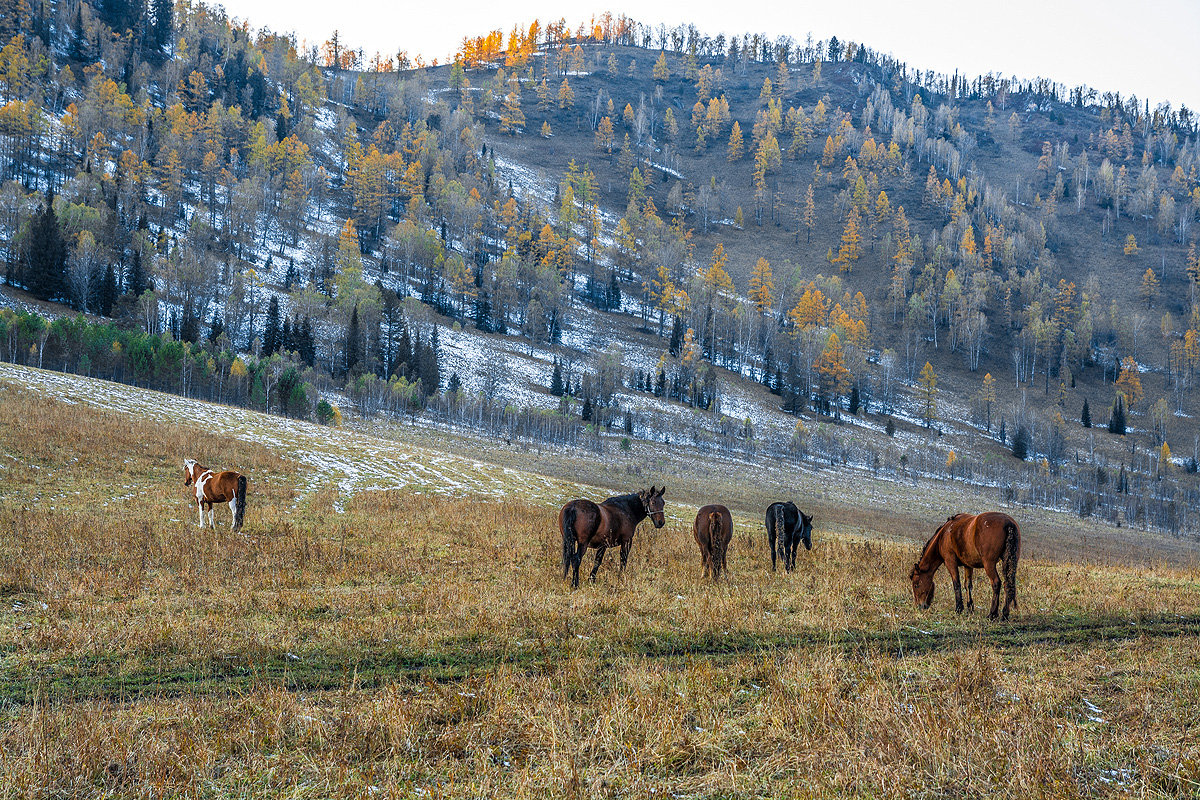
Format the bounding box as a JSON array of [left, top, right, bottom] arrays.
[[910, 512, 1020, 620], [183, 458, 247, 531], [559, 485, 665, 588], [694, 504, 733, 582], [765, 501, 813, 572]]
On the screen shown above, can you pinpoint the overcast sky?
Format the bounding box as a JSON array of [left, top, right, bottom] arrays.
[[218, 0, 1200, 111]]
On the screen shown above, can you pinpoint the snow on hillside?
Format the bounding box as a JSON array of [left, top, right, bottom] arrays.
[[0, 363, 592, 512]]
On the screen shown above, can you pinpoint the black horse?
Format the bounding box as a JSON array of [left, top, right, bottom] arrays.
[[765, 501, 813, 572]]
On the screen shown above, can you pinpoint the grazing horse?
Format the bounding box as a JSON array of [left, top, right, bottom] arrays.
[[765, 501, 813, 572], [559, 485, 665, 588], [910, 512, 1020, 620], [694, 504, 733, 582], [183, 458, 247, 531]]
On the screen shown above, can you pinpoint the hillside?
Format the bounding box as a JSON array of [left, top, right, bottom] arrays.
[[0, 4, 1199, 535]]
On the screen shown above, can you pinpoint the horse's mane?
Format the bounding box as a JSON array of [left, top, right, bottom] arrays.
[[602, 492, 643, 508], [918, 513, 971, 562]]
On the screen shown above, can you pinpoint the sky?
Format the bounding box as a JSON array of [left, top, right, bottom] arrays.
[[218, 0, 1200, 111]]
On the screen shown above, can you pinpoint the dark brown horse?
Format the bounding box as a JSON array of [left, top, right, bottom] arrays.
[[559, 485, 665, 587], [694, 504, 733, 582], [184, 458, 247, 531], [910, 512, 1020, 620]]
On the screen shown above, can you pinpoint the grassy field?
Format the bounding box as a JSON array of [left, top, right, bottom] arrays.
[[2, 365, 1200, 798]]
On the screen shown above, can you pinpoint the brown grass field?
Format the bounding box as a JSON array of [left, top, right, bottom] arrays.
[[1, 369, 1200, 798]]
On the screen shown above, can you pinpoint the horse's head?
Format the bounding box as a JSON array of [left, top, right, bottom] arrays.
[[910, 563, 935, 609], [183, 459, 197, 486], [799, 511, 814, 551], [640, 485, 666, 528]]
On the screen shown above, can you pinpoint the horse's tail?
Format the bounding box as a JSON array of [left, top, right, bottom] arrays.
[[709, 511, 723, 578], [1003, 517, 1020, 611], [234, 475, 247, 530], [561, 505, 577, 573], [772, 503, 783, 544]]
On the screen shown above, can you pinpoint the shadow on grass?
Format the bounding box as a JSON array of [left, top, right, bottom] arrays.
[[4, 612, 1198, 705]]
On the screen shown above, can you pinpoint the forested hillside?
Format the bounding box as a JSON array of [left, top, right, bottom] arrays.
[[2, 2, 1199, 533]]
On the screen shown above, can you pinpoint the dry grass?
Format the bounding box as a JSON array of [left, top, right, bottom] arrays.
[[2, 381, 1200, 798]]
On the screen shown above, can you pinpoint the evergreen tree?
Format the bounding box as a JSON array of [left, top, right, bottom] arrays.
[[1081, 398, 1091, 428], [447, 371, 461, 395], [126, 249, 149, 297], [1011, 425, 1030, 460], [27, 192, 67, 302], [99, 264, 118, 316], [208, 313, 225, 344], [262, 296, 281, 356], [885, 418, 896, 437], [281, 316, 293, 353], [345, 303, 361, 376], [1108, 393, 1127, 435], [848, 383, 860, 414], [998, 418, 1006, 445], [668, 315, 683, 356], [581, 393, 593, 421], [550, 359, 565, 396], [395, 324, 412, 377], [299, 317, 316, 366]]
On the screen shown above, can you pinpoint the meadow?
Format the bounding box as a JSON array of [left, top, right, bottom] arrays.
[[1, 365, 1199, 798]]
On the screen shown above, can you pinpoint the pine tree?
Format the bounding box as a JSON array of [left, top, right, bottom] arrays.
[[126, 249, 149, 296], [299, 317, 316, 366], [668, 315, 683, 356], [26, 191, 67, 301], [1081, 397, 1091, 428], [550, 359, 564, 396], [447, 372, 461, 395], [1012, 425, 1029, 459], [345, 303, 361, 376], [263, 296, 281, 356], [421, 325, 441, 395], [1108, 391, 1128, 434], [581, 393, 593, 421], [99, 264, 118, 316]]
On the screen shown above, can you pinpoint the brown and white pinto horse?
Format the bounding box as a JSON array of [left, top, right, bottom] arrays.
[[559, 486, 665, 588], [910, 511, 1020, 620], [183, 458, 247, 531]]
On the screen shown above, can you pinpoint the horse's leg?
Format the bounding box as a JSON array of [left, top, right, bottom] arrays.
[[788, 534, 799, 571], [589, 546, 607, 582], [950, 561, 964, 613], [619, 539, 631, 573], [229, 499, 237, 529], [769, 527, 777, 572], [197, 499, 205, 528], [965, 568, 975, 612], [571, 544, 584, 588], [983, 560, 1002, 620]]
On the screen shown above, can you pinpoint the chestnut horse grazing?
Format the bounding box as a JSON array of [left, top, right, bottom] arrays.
[[765, 501, 813, 572], [559, 486, 665, 588], [183, 458, 247, 531], [694, 504, 733, 582], [910, 512, 1020, 620]]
